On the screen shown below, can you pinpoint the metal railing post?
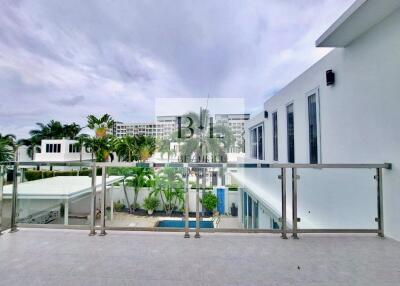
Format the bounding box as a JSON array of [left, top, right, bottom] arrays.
[[376, 168, 384, 237], [99, 166, 107, 236], [10, 161, 19, 233], [279, 168, 288, 239], [291, 168, 299, 239], [89, 164, 97, 236], [195, 169, 201, 238], [0, 165, 3, 235], [184, 167, 190, 238]]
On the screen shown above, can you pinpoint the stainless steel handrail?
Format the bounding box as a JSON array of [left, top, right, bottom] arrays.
[[2, 161, 391, 238], [1, 160, 392, 169]]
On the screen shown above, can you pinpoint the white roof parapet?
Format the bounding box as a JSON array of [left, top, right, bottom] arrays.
[[316, 0, 400, 47]]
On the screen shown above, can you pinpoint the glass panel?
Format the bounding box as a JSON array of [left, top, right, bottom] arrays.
[[287, 104, 295, 163], [105, 166, 190, 230], [257, 126, 263, 160], [296, 168, 376, 229], [308, 94, 318, 164], [0, 164, 12, 231], [13, 163, 93, 227], [236, 167, 286, 230]]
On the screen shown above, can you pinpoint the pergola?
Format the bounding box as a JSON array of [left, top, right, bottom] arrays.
[[2, 175, 124, 225]]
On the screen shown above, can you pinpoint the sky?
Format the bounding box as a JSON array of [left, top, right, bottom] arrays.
[[0, 0, 354, 138]]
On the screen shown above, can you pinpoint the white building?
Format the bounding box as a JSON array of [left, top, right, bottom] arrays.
[[34, 139, 92, 162], [236, 0, 400, 240], [113, 116, 176, 139], [215, 114, 250, 153]]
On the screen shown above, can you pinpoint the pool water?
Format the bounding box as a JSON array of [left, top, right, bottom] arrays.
[[157, 220, 214, 229]]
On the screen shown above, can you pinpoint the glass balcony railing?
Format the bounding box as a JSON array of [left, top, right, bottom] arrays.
[[0, 161, 390, 238]]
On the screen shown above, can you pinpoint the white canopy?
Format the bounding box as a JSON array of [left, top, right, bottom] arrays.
[[2, 176, 124, 200]]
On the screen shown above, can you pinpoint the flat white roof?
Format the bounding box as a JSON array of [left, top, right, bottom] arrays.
[[2, 176, 123, 200], [316, 0, 400, 47]]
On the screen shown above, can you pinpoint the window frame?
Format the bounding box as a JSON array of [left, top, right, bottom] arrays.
[[272, 111, 278, 162], [286, 102, 295, 163], [305, 88, 322, 164], [249, 123, 264, 160]]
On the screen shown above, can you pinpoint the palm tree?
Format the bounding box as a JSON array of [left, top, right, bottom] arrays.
[[0, 133, 16, 146], [63, 123, 82, 139], [83, 136, 113, 162], [17, 137, 41, 160], [86, 114, 115, 162], [126, 167, 154, 211], [113, 136, 137, 162], [136, 135, 156, 162], [87, 114, 114, 138], [150, 167, 184, 215], [157, 139, 176, 162], [177, 110, 235, 162], [0, 139, 14, 162], [75, 134, 90, 164]]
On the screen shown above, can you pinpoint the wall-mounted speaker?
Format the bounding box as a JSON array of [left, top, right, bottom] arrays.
[[326, 70, 335, 86], [264, 111, 268, 118]]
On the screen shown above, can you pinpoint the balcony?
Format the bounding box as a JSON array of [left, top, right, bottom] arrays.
[[1, 161, 399, 285], [1, 229, 400, 285]]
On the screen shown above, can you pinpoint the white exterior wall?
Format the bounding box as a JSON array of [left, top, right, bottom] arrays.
[[244, 7, 400, 239], [35, 139, 92, 162]]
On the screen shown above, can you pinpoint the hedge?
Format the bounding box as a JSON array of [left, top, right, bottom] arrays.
[[24, 168, 102, 181]]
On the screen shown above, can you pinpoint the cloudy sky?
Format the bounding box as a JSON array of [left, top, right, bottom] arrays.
[[0, 0, 354, 138]]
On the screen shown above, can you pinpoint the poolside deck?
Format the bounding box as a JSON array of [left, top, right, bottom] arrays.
[[0, 228, 399, 285]]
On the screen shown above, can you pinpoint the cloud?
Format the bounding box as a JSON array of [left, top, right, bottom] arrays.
[[0, 0, 354, 138]]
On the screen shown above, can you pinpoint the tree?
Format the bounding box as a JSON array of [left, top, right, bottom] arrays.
[[83, 136, 114, 162], [0, 133, 16, 147], [157, 139, 176, 162], [177, 110, 235, 162], [125, 167, 154, 211], [86, 114, 115, 162], [150, 167, 184, 215], [0, 139, 13, 162], [135, 135, 156, 162], [87, 114, 114, 138], [17, 137, 41, 160], [63, 123, 82, 139], [113, 136, 137, 162]]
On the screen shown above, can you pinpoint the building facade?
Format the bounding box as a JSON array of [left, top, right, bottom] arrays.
[[114, 114, 249, 151], [215, 114, 250, 153], [34, 139, 92, 162], [237, 0, 400, 239]]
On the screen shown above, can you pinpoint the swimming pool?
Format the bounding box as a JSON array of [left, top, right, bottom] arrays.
[[156, 220, 214, 228]]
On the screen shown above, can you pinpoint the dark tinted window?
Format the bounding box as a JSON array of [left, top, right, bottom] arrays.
[[272, 112, 278, 161], [308, 94, 318, 164], [287, 104, 295, 163]]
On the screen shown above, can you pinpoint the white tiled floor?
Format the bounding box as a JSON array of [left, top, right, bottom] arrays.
[[0, 228, 399, 286]]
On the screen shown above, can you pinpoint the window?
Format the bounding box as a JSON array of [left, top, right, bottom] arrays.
[[45, 143, 61, 153], [250, 124, 264, 160], [272, 112, 278, 161], [69, 144, 81, 153], [308, 93, 318, 164], [286, 104, 295, 163]]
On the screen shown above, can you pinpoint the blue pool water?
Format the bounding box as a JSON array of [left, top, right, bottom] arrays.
[[157, 220, 214, 229]]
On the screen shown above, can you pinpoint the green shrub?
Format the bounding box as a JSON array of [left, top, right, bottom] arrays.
[[113, 201, 126, 212], [143, 196, 160, 211], [24, 168, 101, 181], [227, 184, 239, 191], [201, 192, 218, 212]]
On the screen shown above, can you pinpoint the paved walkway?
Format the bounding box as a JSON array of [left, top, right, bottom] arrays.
[[0, 229, 400, 285]]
